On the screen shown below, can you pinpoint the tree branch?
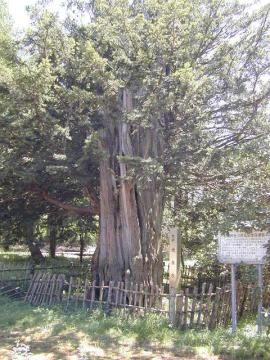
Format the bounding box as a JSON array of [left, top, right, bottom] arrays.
[[27, 185, 100, 215]]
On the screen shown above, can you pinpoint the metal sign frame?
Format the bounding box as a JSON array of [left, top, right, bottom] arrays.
[[218, 231, 269, 334], [218, 231, 269, 265]]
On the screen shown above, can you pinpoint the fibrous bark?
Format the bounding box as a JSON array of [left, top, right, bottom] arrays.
[[94, 89, 164, 285]]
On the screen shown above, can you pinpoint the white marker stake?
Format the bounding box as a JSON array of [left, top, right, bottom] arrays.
[[168, 227, 181, 290]]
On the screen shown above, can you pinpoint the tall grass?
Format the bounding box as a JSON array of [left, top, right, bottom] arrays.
[[0, 296, 270, 359]]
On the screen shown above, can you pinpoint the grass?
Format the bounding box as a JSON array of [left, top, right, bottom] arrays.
[[0, 247, 90, 268], [0, 296, 270, 359], [1, 250, 270, 359]]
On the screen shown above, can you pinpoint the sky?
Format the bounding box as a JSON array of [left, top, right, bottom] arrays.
[[7, 0, 63, 30], [6, 0, 270, 30]]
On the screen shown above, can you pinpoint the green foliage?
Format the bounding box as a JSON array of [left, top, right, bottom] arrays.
[[0, 0, 270, 257]]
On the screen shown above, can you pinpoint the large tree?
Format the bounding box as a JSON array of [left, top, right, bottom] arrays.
[[1, 0, 270, 283], [80, 0, 270, 284]]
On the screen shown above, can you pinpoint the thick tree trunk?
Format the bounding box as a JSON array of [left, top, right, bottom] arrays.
[[24, 219, 44, 264], [94, 89, 164, 285]]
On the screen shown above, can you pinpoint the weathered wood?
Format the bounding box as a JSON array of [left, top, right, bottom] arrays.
[[144, 285, 149, 311], [90, 280, 96, 311], [183, 288, 189, 329], [36, 273, 48, 305], [169, 287, 176, 326], [189, 287, 198, 328], [123, 282, 128, 311], [168, 228, 181, 290], [127, 282, 132, 306], [176, 290, 184, 327], [75, 277, 80, 309], [139, 283, 144, 308], [29, 272, 43, 304], [24, 271, 38, 302], [83, 278, 88, 310], [134, 283, 138, 308], [48, 274, 57, 306], [209, 288, 221, 329], [106, 281, 114, 311], [115, 281, 120, 306], [196, 282, 206, 327], [119, 282, 124, 307], [149, 284, 155, 308], [41, 273, 51, 306], [66, 276, 73, 310], [33, 272, 45, 305], [99, 280, 105, 303], [204, 284, 213, 327]]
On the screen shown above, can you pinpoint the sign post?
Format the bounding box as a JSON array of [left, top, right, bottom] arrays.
[[218, 231, 269, 334], [257, 263, 263, 335], [231, 264, 237, 333]]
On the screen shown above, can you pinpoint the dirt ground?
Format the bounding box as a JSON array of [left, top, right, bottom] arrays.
[[0, 328, 222, 360]]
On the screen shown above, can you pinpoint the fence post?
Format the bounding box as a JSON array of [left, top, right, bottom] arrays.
[[106, 281, 113, 314], [169, 287, 176, 326]]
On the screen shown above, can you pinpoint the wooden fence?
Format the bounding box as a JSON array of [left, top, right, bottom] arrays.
[[0, 262, 32, 289], [22, 271, 269, 330]]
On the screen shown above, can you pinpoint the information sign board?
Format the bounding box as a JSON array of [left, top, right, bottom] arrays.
[[218, 231, 269, 264]]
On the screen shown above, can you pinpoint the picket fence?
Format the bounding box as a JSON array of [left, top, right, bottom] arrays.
[[23, 271, 267, 330]]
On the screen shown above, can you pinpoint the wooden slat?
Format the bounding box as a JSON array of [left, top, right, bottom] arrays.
[[129, 282, 134, 307], [99, 281, 105, 302], [176, 290, 184, 327], [89, 280, 96, 311], [75, 277, 80, 309], [106, 281, 113, 311], [37, 273, 48, 305], [66, 276, 73, 310], [144, 285, 149, 311], [48, 274, 57, 306], [149, 284, 154, 308], [83, 278, 88, 310], [123, 282, 128, 311], [204, 284, 214, 327], [196, 282, 206, 327], [119, 282, 124, 306], [209, 288, 221, 329], [183, 288, 189, 329], [134, 283, 138, 308], [41, 273, 51, 306], [33, 272, 46, 305], [24, 272, 38, 302], [138, 284, 144, 308], [29, 272, 43, 305], [115, 281, 120, 307], [189, 287, 198, 328]]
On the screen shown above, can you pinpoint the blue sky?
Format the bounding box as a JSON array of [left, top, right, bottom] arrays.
[[7, 0, 270, 30]]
